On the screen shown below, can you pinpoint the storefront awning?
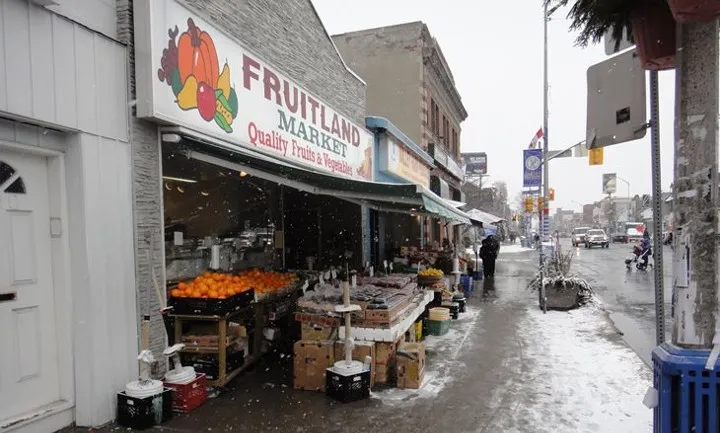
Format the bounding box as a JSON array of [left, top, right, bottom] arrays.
[[164, 127, 472, 225], [466, 208, 505, 226]]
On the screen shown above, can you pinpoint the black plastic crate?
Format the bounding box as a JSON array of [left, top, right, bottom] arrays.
[[181, 350, 245, 381], [169, 289, 254, 316], [326, 369, 371, 403], [117, 388, 173, 430]]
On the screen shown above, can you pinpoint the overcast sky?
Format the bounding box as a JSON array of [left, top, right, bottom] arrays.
[[312, 0, 676, 213]]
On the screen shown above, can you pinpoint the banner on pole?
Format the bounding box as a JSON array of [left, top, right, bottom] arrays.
[[523, 149, 543, 187]]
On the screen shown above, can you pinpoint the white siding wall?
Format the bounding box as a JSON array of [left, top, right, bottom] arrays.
[[65, 133, 137, 427], [0, 0, 127, 141], [0, 0, 137, 428], [46, 0, 117, 39]]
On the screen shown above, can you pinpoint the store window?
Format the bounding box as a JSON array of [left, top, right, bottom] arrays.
[[162, 144, 281, 282], [161, 141, 365, 278], [0, 161, 26, 194]]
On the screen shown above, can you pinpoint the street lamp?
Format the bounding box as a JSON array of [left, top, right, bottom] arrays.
[[616, 176, 631, 219]]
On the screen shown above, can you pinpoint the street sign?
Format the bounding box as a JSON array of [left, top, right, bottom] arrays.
[[462, 152, 487, 175], [547, 149, 572, 159], [589, 148, 604, 165], [603, 28, 634, 56], [586, 49, 647, 149]]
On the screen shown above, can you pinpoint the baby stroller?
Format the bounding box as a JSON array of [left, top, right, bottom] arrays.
[[625, 244, 652, 271]]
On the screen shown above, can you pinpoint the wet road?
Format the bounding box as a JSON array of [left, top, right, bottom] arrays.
[[564, 239, 673, 366]]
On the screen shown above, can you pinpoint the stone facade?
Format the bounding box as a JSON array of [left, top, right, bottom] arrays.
[[333, 22, 425, 146], [332, 22, 467, 189], [117, 0, 367, 369]]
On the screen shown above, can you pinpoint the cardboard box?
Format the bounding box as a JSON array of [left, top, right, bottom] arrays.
[[301, 323, 338, 341], [374, 334, 405, 385], [397, 342, 425, 389], [293, 340, 335, 392], [334, 341, 376, 388]]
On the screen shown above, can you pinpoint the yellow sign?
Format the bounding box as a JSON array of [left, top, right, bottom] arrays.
[[589, 148, 604, 165], [382, 137, 431, 186]]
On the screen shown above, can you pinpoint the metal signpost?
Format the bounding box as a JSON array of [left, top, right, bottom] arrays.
[[593, 36, 662, 343], [648, 70, 664, 345]]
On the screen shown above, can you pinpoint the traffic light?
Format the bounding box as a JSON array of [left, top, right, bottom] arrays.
[[524, 196, 534, 212], [548, 188, 555, 201], [537, 196, 545, 211]]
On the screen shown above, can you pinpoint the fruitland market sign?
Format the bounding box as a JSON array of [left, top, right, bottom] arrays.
[[134, 0, 373, 180]]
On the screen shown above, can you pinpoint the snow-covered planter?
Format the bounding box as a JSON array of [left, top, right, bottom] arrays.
[[527, 251, 594, 310]]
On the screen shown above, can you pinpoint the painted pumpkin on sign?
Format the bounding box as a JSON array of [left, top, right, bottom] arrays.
[[177, 18, 220, 88]]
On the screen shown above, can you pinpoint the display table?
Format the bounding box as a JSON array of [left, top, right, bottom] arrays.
[[338, 290, 434, 342], [170, 307, 258, 387]]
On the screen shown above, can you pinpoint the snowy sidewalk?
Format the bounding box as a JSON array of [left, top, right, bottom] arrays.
[[66, 253, 652, 433]]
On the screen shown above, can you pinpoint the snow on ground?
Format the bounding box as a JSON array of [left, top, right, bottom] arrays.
[[484, 307, 653, 433], [500, 244, 534, 254], [372, 306, 481, 404]]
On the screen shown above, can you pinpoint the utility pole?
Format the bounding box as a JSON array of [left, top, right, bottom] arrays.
[[542, 2, 550, 246], [652, 19, 718, 433], [671, 21, 719, 348]]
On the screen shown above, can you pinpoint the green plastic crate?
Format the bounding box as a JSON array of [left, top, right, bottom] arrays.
[[426, 319, 450, 336]]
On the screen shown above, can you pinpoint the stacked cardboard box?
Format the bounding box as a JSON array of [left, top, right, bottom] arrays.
[[397, 342, 425, 389], [334, 341, 376, 388], [293, 341, 335, 392], [375, 335, 405, 385], [301, 323, 337, 341]]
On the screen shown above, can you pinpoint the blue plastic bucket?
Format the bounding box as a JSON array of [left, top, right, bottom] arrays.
[[459, 275, 473, 296]]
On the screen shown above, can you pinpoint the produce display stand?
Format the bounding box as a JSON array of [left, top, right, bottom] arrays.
[[338, 290, 434, 342], [170, 307, 258, 388], [169, 278, 308, 388]]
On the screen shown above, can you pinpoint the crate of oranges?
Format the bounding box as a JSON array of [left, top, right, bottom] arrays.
[[235, 269, 299, 302], [168, 272, 255, 316]]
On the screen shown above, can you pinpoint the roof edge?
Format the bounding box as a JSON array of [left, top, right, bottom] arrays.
[[365, 116, 435, 166], [308, 0, 367, 86]]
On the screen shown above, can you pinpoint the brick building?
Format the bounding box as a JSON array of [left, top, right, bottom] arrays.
[[333, 22, 468, 245]]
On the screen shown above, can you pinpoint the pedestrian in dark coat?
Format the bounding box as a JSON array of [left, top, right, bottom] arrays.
[[480, 235, 500, 279]]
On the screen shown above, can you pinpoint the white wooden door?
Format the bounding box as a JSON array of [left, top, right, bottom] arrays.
[[0, 150, 61, 422]]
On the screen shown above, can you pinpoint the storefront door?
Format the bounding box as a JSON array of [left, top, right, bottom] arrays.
[[0, 151, 62, 423]]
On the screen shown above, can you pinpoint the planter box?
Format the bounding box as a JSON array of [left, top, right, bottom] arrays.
[[544, 283, 579, 311], [631, 3, 677, 70], [668, 0, 720, 23]]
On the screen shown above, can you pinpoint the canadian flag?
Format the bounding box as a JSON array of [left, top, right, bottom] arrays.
[[528, 127, 544, 149]]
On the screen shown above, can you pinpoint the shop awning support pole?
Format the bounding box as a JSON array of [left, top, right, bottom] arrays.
[[280, 186, 286, 270]]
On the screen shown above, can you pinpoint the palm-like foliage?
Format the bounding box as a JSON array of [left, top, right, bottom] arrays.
[[547, 0, 665, 49]]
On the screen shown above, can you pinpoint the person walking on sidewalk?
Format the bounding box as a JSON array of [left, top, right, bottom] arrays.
[[480, 235, 500, 279]]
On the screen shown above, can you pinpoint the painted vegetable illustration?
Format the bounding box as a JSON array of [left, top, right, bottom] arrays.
[[158, 18, 238, 133], [178, 18, 219, 88]]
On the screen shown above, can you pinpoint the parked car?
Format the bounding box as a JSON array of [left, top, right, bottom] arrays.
[[571, 227, 591, 247], [612, 232, 629, 243], [585, 229, 609, 248]]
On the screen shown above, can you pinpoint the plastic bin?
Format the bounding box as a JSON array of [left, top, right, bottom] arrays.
[[426, 319, 451, 336], [117, 388, 173, 430], [326, 369, 371, 403], [459, 276, 473, 296], [168, 289, 254, 316], [164, 373, 207, 413]]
